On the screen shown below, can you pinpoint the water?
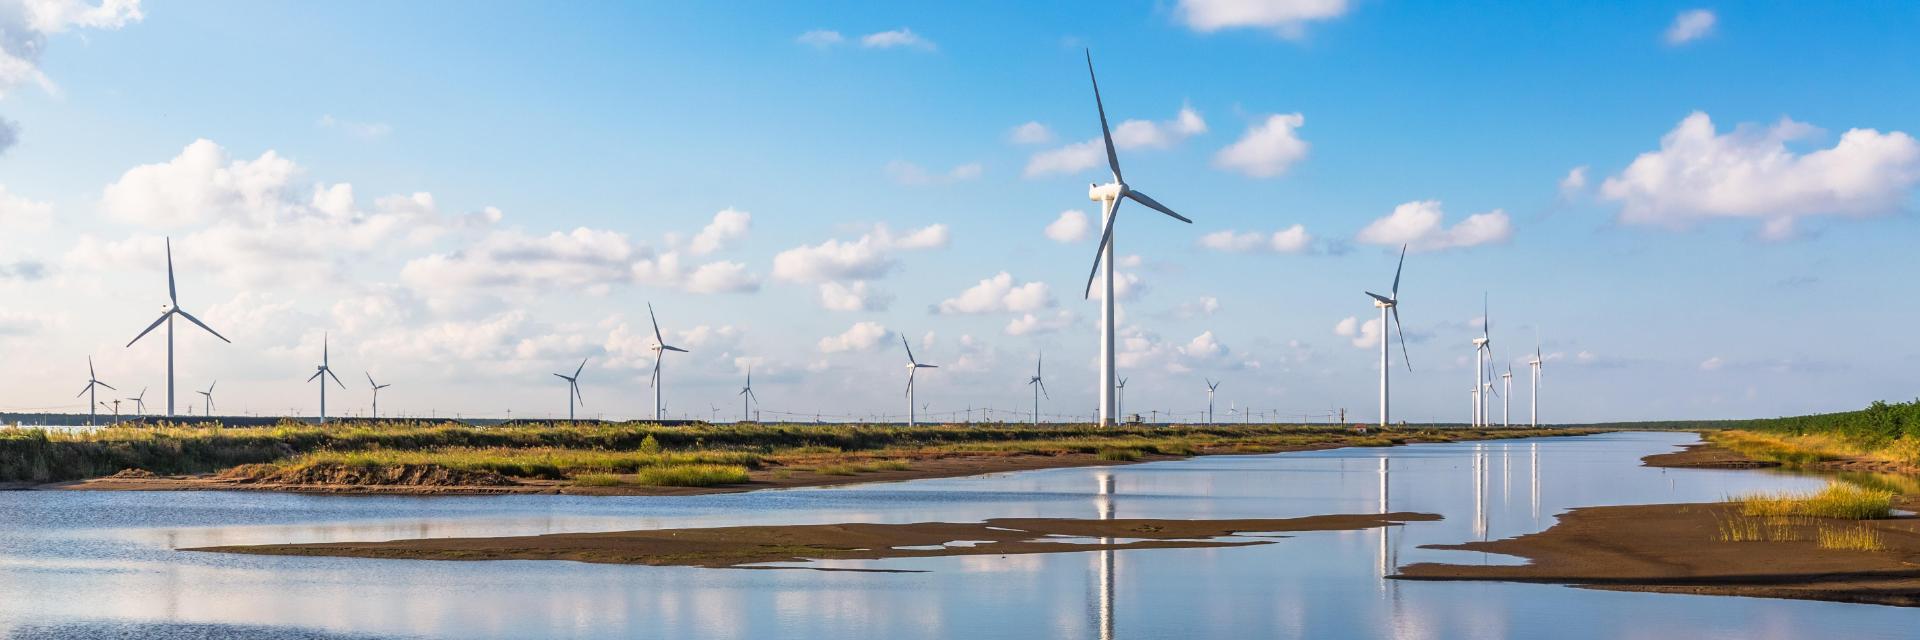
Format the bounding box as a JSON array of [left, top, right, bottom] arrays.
[[0, 432, 1913, 639]]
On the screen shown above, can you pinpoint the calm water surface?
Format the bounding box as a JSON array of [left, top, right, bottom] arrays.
[[1, 431, 1913, 639]]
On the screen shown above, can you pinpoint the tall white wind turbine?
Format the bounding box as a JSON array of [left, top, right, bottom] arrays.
[[1471, 295, 1494, 427], [646, 303, 689, 422], [1028, 351, 1050, 426], [76, 357, 115, 426], [1078, 50, 1196, 428], [307, 333, 346, 424], [902, 334, 937, 426], [1204, 379, 1220, 425], [126, 237, 231, 417], [1528, 337, 1544, 427], [553, 358, 586, 421], [1365, 245, 1413, 427], [738, 365, 758, 423], [196, 380, 216, 417], [365, 372, 391, 420]]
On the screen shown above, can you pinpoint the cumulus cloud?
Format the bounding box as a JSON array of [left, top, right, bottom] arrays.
[[771, 223, 949, 284], [1176, 296, 1221, 318], [1699, 356, 1724, 371], [1334, 315, 1382, 349], [818, 280, 892, 311], [685, 208, 750, 255], [1558, 165, 1589, 198], [861, 28, 935, 51], [1176, 0, 1349, 39], [886, 160, 983, 186], [0, 184, 52, 229], [1117, 326, 1246, 373], [1044, 210, 1090, 243], [1355, 200, 1512, 252], [1197, 224, 1311, 253], [795, 29, 844, 48], [1005, 310, 1077, 336], [1009, 121, 1054, 145], [1213, 113, 1308, 178], [402, 226, 759, 296], [819, 321, 888, 353], [1665, 9, 1716, 45], [1025, 106, 1206, 177], [935, 272, 1054, 314], [0, 0, 144, 98], [1599, 112, 1920, 240]]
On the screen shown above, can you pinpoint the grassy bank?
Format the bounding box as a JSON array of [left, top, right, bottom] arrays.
[[1, 420, 1599, 485], [1710, 400, 1920, 468]]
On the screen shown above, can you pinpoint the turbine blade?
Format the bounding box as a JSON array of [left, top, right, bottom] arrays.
[[166, 237, 178, 306], [127, 312, 170, 347], [1040, 380, 1050, 400], [1082, 197, 1124, 298], [575, 357, 587, 378], [89, 356, 96, 379], [647, 302, 665, 345], [1365, 291, 1393, 305], [920, 364, 938, 369], [307, 370, 323, 383], [1391, 244, 1406, 295], [1085, 49, 1123, 184], [553, 373, 568, 381], [1125, 190, 1191, 223], [76, 383, 91, 398], [328, 368, 345, 388], [209, 380, 216, 393], [99, 381, 117, 391], [901, 334, 916, 365], [174, 309, 231, 343], [1392, 306, 1411, 372], [649, 359, 660, 388], [664, 345, 688, 353], [574, 382, 585, 407], [366, 371, 376, 388]]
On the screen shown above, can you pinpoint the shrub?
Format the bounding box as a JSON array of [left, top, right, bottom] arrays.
[[1096, 448, 1143, 462], [639, 435, 662, 455]]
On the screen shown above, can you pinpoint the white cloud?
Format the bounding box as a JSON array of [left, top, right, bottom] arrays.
[[1355, 200, 1512, 252], [1176, 0, 1350, 39], [818, 280, 892, 311], [886, 160, 983, 186], [1197, 224, 1311, 253], [1044, 210, 1090, 243], [1087, 271, 1144, 302], [400, 219, 759, 297], [1213, 113, 1308, 178], [1700, 356, 1724, 371], [936, 272, 1054, 314], [1599, 112, 1920, 240], [683, 261, 759, 294], [796, 29, 844, 48], [771, 223, 949, 283], [861, 28, 935, 51], [1665, 9, 1716, 46], [1009, 121, 1054, 145], [0, 0, 144, 98], [819, 321, 888, 353], [685, 208, 750, 255], [1025, 106, 1207, 177], [0, 185, 52, 229], [1559, 165, 1589, 198], [101, 139, 301, 227], [1334, 315, 1382, 349], [1177, 296, 1221, 318], [316, 115, 391, 140], [1005, 310, 1077, 336]]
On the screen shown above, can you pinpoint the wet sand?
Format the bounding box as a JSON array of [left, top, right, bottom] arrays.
[[1640, 441, 1780, 469], [1395, 502, 1920, 607], [186, 512, 1442, 570]]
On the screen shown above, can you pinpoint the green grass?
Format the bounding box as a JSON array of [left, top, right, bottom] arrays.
[[284, 447, 763, 480], [632, 464, 750, 487], [1096, 447, 1144, 461], [1816, 524, 1886, 551], [1734, 483, 1894, 520]]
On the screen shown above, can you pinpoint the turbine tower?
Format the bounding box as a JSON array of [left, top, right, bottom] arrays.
[[552, 358, 586, 421], [76, 357, 115, 426], [1528, 338, 1544, 427], [1204, 379, 1220, 425], [126, 237, 231, 417], [196, 380, 216, 417], [1501, 365, 1513, 427], [1365, 245, 1412, 427], [366, 372, 391, 420], [1471, 295, 1493, 427], [1078, 50, 1196, 428], [646, 303, 688, 421], [901, 334, 937, 426], [306, 333, 346, 424], [738, 365, 758, 423], [1028, 351, 1050, 426]]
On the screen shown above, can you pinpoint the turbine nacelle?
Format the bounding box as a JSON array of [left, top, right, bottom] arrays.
[[1088, 182, 1125, 203]]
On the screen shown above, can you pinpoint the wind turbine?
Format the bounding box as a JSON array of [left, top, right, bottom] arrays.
[[1115, 377, 1128, 423], [1204, 379, 1220, 425], [307, 333, 346, 424], [1501, 365, 1513, 427], [553, 358, 586, 421], [1366, 245, 1413, 427], [102, 398, 122, 423], [1028, 351, 1050, 426], [126, 387, 148, 417], [76, 357, 115, 426], [365, 372, 391, 420], [1528, 337, 1544, 427], [125, 237, 231, 417], [738, 365, 758, 423], [901, 334, 937, 426], [1471, 295, 1493, 427], [646, 303, 689, 422], [196, 380, 216, 417], [1078, 50, 1196, 428]]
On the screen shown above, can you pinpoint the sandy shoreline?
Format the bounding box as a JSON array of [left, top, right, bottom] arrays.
[[185, 512, 1442, 569]]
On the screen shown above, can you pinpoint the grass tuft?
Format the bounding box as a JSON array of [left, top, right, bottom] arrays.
[[1734, 482, 1893, 520], [1096, 447, 1144, 462]]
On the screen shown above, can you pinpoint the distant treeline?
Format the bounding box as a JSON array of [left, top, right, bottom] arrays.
[[1730, 400, 1920, 447]]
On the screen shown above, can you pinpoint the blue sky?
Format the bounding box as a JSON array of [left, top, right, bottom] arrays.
[[2, 1, 1917, 423]]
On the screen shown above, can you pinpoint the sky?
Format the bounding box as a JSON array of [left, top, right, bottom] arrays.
[[2, 0, 1917, 424]]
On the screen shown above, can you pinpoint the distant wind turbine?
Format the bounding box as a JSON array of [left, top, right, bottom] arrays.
[[901, 334, 937, 426], [1471, 295, 1494, 427], [1028, 351, 1050, 426], [553, 358, 586, 421], [1501, 365, 1513, 427], [76, 357, 115, 426], [1204, 379, 1220, 425], [306, 333, 346, 424], [196, 380, 216, 416], [646, 303, 689, 422], [365, 372, 391, 420], [126, 387, 148, 417], [126, 237, 230, 417], [1079, 50, 1196, 428], [1115, 377, 1128, 423], [738, 365, 758, 423], [1528, 336, 1544, 427], [1366, 245, 1412, 427]]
